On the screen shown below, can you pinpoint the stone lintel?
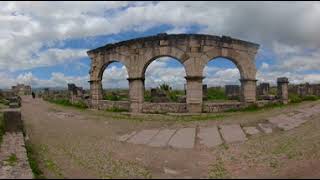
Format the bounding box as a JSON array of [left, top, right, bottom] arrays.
[[239, 78, 257, 82], [277, 77, 289, 83], [88, 80, 101, 83], [185, 76, 205, 81], [127, 77, 145, 82]]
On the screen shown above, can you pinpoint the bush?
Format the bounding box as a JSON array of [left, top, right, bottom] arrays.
[[289, 94, 302, 104], [72, 100, 88, 109], [302, 95, 320, 101], [106, 107, 128, 112], [207, 88, 228, 100]]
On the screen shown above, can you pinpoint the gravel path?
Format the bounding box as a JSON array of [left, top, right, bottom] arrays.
[[20, 96, 320, 178]]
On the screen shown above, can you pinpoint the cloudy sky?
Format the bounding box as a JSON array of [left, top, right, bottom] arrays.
[[1, 1, 320, 90]]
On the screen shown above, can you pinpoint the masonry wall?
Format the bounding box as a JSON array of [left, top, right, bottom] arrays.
[[142, 102, 187, 113], [98, 100, 130, 111], [203, 102, 242, 113]]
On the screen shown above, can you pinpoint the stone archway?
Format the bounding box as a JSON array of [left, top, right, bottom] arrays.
[[87, 33, 259, 113]]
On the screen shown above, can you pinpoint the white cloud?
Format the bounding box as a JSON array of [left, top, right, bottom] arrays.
[[1, 2, 320, 88]]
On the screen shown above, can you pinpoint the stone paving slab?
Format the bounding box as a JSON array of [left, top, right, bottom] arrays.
[[243, 126, 260, 135], [168, 128, 196, 149], [258, 123, 273, 134], [118, 131, 137, 142], [127, 129, 160, 145], [0, 132, 33, 179], [198, 127, 222, 148], [148, 129, 176, 147], [267, 114, 291, 124], [219, 124, 247, 143]]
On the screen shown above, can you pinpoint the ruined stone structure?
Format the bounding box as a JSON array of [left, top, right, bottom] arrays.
[[202, 84, 208, 101], [87, 33, 259, 113], [257, 83, 270, 96], [68, 83, 85, 104], [12, 84, 32, 96], [289, 83, 320, 97], [225, 85, 240, 100], [277, 77, 289, 104]]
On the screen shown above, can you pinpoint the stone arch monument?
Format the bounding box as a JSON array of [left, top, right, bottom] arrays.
[[87, 33, 259, 113]]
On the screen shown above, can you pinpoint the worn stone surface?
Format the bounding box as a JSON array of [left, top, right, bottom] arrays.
[[148, 129, 176, 147], [243, 126, 260, 135], [258, 123, 273, 134], [118, 131, 137, 142], [219, 124, 247, 143], [0, 132, 33, 179], [127, 129, 160, 145], [198, 127, 222, 148], [88, 33, 260, 113], [168, 128, 196, 149]]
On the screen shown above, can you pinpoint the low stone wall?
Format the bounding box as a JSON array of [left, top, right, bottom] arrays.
[[203, 101, 242, 113], [142, 102, 187, 113], [0, 109, 33, 179], [98, 100, 130, 111]]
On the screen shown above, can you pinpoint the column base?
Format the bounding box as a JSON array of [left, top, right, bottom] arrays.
[[130, 102, 143, 113], [187, 103, 202, 113]]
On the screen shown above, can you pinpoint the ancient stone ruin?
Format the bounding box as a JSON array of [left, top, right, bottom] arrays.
[[289, 83, 320, 97], [225, 85, 240, 100], [87, 33, 260, 113], [11, 84, 32, 96]]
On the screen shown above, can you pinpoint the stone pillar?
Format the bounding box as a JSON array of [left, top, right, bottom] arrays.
[[185, 76, 203, 113], [240, 79, 257, 103], [128, 77, 144, 113], [277, 77, 289, 104], [89, 80, 103, 108]]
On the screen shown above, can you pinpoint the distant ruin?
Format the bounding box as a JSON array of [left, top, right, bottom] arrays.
[[12, 84, 32, 96]]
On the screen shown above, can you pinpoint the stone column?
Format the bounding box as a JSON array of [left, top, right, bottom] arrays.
[[128, 77, 144, 113], [240, 79, 257, 103], [89, 80, 103, 108], [277, 77, 289, 104], [185, 76, 203, 113]]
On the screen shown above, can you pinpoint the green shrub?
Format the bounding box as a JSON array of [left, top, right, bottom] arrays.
[[207, 88, 228, 100], [302, 95, 319, 101], [106, 107, 128, 112], [289, 94, 302, 104], [104, 94, 121, 101], [72, 100, 88, 109]]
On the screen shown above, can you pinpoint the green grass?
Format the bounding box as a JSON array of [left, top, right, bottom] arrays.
[[208, 158, 230, 179], [25, 143, 46, 179], [226, 102, 285, 113], [46, 98, 88, 109], [207, 88, 228, 100], [4, 153, 18, 166], [105, 107, 128, 112]]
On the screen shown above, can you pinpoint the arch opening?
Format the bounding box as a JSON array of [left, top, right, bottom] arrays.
[[101, 61, 129, 101], [203, 57, 241, 102], [144, 57, 187, 103]]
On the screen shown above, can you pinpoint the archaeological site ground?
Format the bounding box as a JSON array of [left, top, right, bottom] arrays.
[[1, 1, 320, 179]]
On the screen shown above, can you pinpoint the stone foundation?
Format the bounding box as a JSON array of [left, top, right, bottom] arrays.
[[142, 102, 187, 113], [203, 102, 242, 113], [98, 100, 130, 111]]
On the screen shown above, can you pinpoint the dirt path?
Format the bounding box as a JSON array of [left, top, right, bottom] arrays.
[[21, 96, 320, 178]]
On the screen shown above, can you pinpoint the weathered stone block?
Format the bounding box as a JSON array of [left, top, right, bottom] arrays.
[[3, 109, 23, 132]]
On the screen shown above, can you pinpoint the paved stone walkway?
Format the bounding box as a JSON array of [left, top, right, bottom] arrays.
[[117, 104, 320, 149], [0, 132, 33, 179]]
